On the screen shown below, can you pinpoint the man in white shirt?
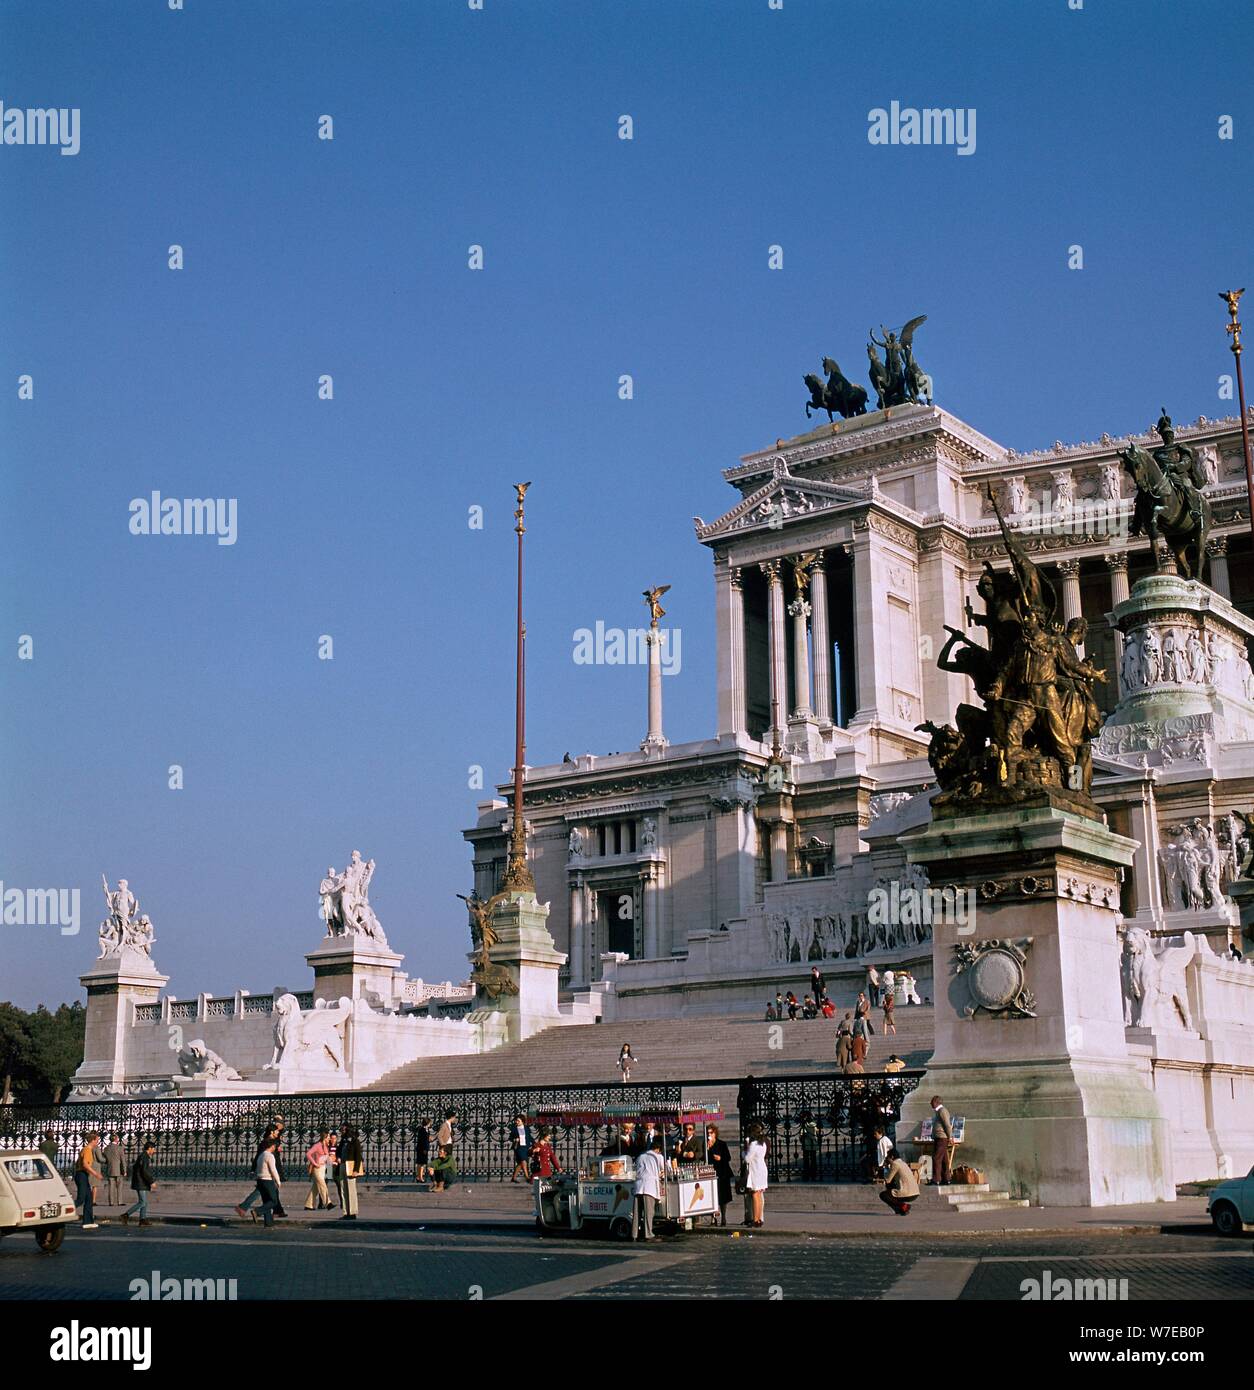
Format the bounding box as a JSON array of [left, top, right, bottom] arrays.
[[867, 964, 881, 1008], [632, 1138, 666, 1241]]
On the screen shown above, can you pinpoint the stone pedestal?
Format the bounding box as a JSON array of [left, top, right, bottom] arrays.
[[305, 936, 404, 1006], [73, 950, 168, 1095], [1099, 574, 1254, 766], [175, 1075, 280, 1099], [898, 803, 1174, 1206], [481, 888, 566, 1044]]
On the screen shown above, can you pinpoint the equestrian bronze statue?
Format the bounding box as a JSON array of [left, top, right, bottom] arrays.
[[917, 486, 1106, 817], [1119, 408, 1210, 582]]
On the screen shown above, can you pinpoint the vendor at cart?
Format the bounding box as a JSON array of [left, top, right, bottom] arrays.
[[672, 1122, 703, 1166]]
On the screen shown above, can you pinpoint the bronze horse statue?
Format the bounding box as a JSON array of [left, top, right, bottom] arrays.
[[1119, 439, 1210, 582], [804, 357, 868, 421]]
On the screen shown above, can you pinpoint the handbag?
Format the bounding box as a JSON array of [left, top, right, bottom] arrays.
[[345, 1159, 365, 1179], [734, 1167, 747, 1195]]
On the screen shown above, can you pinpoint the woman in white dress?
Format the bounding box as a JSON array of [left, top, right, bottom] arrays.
[[742, 1122, 769, 1227]]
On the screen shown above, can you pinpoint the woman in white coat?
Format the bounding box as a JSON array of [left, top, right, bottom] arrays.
[[742, 1122, 769, 1227]]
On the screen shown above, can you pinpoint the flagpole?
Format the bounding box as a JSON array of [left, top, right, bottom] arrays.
[[1221, 290, 1254, 543], [504, 481, 535, 893]]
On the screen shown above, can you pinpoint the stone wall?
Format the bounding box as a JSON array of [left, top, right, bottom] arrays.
[[1125, 933, 1254, 1181]]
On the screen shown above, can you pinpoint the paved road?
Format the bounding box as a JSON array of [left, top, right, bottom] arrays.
[[1, 1223, 1250, 1302]]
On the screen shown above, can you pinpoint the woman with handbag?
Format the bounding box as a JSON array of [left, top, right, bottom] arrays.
[[338, 1124, 364, 1220]]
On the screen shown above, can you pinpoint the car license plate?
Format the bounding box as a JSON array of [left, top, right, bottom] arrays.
[[39, 1201, 60, 1219]]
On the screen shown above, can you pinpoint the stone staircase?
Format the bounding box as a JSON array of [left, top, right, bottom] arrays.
[[365, 1006, 935, 1097]]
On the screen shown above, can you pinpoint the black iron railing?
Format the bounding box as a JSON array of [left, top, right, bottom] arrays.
[[0, 1082, 679, 1184], [0, 1071, 921, 1184], [734, 1071, 924, 1183]]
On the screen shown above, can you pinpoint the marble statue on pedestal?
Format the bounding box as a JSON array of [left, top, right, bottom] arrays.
[[318, 850, 388, 946], [177, 1039, 242, 1081], [263, 991, 347, 1072], [98, 876, 155, 959]]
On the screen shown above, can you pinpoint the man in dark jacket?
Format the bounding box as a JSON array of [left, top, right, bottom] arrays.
[[121, 1142, 157, 1226]]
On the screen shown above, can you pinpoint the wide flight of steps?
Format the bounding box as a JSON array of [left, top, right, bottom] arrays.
[[366, 1007, 935, 1150]]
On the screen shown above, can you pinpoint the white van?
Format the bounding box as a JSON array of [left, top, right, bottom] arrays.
[[0, 1151, 76, 1252]]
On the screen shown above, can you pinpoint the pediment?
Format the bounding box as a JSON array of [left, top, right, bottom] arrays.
[[694, 459, 868, 542]]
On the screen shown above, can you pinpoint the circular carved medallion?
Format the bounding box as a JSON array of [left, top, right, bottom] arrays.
[[968, 948, 1024, 1012]]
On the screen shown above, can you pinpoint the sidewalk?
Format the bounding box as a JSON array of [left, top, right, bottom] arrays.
[[79, 1183, 1216, 1239]]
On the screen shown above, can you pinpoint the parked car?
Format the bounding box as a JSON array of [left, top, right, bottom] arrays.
[[1207, 1165, 1254, 1236], [0, 1151, 76, 1252]]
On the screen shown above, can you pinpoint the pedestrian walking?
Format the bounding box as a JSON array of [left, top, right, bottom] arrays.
[[929, 1095, 954, 1185], [742, 1122, 769, 1228], [882, 989, 897, 1034], [254, 1139, 282, 1228], [867, 963, 881, 1008], [121, 1141, 157, 1226], [338, 1124, 364, 1219], [706, 1125, 733, 1227], [304, 1129, 332, 1210], [810, 966, 825, 1003], [618, 1043, 636, 1082], [101, 1133, 126, 1206], [236, 1120, 285, 1221], [881, 968, 896, 1004], [879, 1147, 920, 1216], [531, 1128, 561, 1178], [631, 1136, 665, 1241], [73, 1132, 102, 1229], [836, 1014, 854, 1068], [855, 991, 875, 1035], [510, 1113, 532, 1183]]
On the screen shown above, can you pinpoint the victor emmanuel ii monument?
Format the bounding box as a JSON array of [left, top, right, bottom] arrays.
[[66, 317, 1254, 1204]]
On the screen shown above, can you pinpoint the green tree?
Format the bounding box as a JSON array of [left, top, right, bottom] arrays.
[[24, 1003, 86, 1103], [0, 1003, 32, 1105]]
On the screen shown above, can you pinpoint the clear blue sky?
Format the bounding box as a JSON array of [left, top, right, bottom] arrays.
[[2, 0, 1250, 1007]]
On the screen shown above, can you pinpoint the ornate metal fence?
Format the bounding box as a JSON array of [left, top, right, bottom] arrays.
[[0, 1071, 920, 1184], [738, 1072, 923, 1183], [0, 1082, 679, 1183]]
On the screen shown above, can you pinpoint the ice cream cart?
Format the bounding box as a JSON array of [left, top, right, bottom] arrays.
[[531, 1103, 722, 1239]]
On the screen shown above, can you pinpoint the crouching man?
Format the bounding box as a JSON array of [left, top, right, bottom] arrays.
[[878, 1147, 920, 1216]]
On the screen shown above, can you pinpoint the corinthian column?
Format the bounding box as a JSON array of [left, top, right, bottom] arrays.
[[1105, 552, 1129, 670], [762, 560, 787, 743], [641, 586, 669, 754], [1206, 536, 1231, 599], [715, 559, 747, 736], [569, 876, 587, 987], [809, 552, 832, 724], [788, 580, 813, 719], [1057, 558, 1083, 654]]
